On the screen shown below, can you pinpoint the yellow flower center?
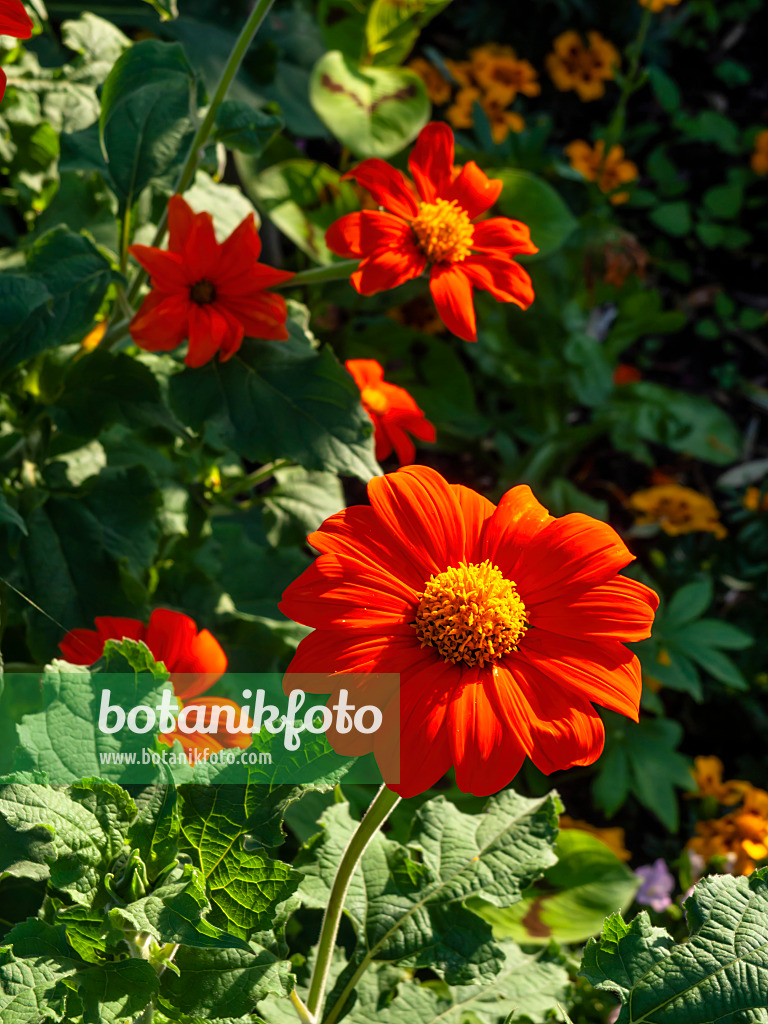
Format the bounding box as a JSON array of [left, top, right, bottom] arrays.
[[361, 386, 388, 415], [412, 199, 474, 264], [413, 560, 527, 667]]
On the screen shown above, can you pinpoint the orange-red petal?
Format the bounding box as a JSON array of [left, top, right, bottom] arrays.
[[408, 121, 454, 202], [429, 263, 477, 341], [343, 158, 419, 219]]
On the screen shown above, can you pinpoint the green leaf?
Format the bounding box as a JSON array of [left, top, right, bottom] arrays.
[[0, 778, 136, 903], [0, 494, 27, 535], [61, 12, 131, 67], [674, 619, 754, 652], [471, 830, 639, 946], [593, 714, 693, 830], [664, 579, 713, 627], [317, 0, 368, 62], [310, 51, 429, 159], [365, 0, 453, 66], [126, 783, 180, 882], [0, 229, 114, 374], [649, 201, 691, 237], [14, 657, 170, 785], [168, 313, 378, 482], [141, 0, 179, 19], [581, 869, 768, 1022], [99, 40, 196, 206], [703, 183, 743, 220], [157, 942, 292, 1018], [647, 66, 681, 114], [298, 790, 559, 986], [213, 99, 283, 156], [261, 467, 345, 547], [495, 169, 577, 259], [0, 942, 72, 1023], [243, 158, 359, 265]]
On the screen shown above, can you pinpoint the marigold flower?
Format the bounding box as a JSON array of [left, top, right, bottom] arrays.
[[446, 86, 482, 131], [628, 484, 727, 539], [280, 465, 658, 798], [325, 122, 537, 342], [480, 95, 525, 144], [0, 0, 33, 103], [346, 359, 436, 467], [744, 486, 768, 512], [687, 785, 768, 876], [444, 58, 475, 88], [751, 130, 768, 176], [639, 0, 683, 10], [546, 30, 619, 102], [128, 194, 294, 367], [59, 609, 251, 759], [470, 44, 540, 106], [408, 56, 452, 105], [689, 755, 751, 806], [559, 815, 631, 861], [566, 139, 638, 204]]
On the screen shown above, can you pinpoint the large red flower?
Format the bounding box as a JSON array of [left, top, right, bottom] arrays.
[[325, 122, 537, 342], [346, 358, 436, 466], [280, 465, 658, 799], [128, 194, 294, 367], [59, 608, 250, 758], [0, 0, 33, 103]]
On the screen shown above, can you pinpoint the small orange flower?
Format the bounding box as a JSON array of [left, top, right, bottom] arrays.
[[690, 756, 751, 806], [59, 609, 251, 759], [446, 86, 481, 131], [325, 122, 537, 342], [280, 465, 658, 797], [559, 815, 632, 861], [346, 359, 436, 466], [408, 57, 452, 105], [0, 0, 33, 103], [639, 0, 683, 10], [751, 130, 768, 176], [128, 194, 294, 367], [687, 784, 768, 876], [628, 484, 727, 539], [566, 140, 638, 204], [744, 486, 768, 512], [470, 44, 540, 106], [546, 30, 619, 101], [444, 59, 475, 88], [613, 364, 642, 386], [480, 95, 525, 144]]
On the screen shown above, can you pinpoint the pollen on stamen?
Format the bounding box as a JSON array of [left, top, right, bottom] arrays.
[[413, 559, 527, 668], [411, 198, 474, 264]]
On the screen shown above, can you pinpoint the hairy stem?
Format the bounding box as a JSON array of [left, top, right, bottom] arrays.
[[271, 260, 360, 291], [125, 0, 276, 308], [305, 785, 400, 1021]]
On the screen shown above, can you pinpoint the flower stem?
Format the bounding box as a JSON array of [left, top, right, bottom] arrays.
[[272, 260, 360, 291], [125, 0, 276, 308], [305, 785, 400, 1021], [214, 458, 292, 500], [604, 6, 653, 152]]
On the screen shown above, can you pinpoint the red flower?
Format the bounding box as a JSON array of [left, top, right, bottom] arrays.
[[128, 194, 294, 367], [59, 608, 250, 758], [325, 122, 537, 342], [280, 465, 658, 799], [0, 0, 33, 103], [346, 358, 436, 466]]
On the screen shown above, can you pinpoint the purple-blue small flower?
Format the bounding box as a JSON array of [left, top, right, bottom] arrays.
[[634, 858, 674, 912]]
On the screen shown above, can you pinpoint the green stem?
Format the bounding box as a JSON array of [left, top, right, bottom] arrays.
[[215, 458, 292, 500], [125, 0, 276, 308], [305, 786, 400, 1022], [603, 5, 653, 153], [272, 260, 360, 291]]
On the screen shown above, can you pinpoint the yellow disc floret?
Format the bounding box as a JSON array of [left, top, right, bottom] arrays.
[[412, 199, 474, 264], [361, 386, 388, 414], [413, 559, 527, 667]]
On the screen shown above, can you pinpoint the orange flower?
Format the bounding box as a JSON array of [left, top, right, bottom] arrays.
[[546, 31, 619, 101], [566, 140, 638, 204], [408, 57, 451, 105], [280, 465, 658, 798], [444, 59, 475, 88], [687, 785, 768, 875], [744, 486, 768, 512], [325, 122, 537, 342], [639, 0, 683, 10], [559, 815, 632, 861], [0, 0, 33, 103], [690, 756, 751, 806], [446, 86, 482, 131], [613, 364, 642, 385], [346, 359, 436, 466], [128, 194, 294, 367], [59, 609, 251, 759], [480, 94, 525, 144], [628, 484, 727, 539], [751, 130, 768, 176], [470, 44, 540, 106]]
